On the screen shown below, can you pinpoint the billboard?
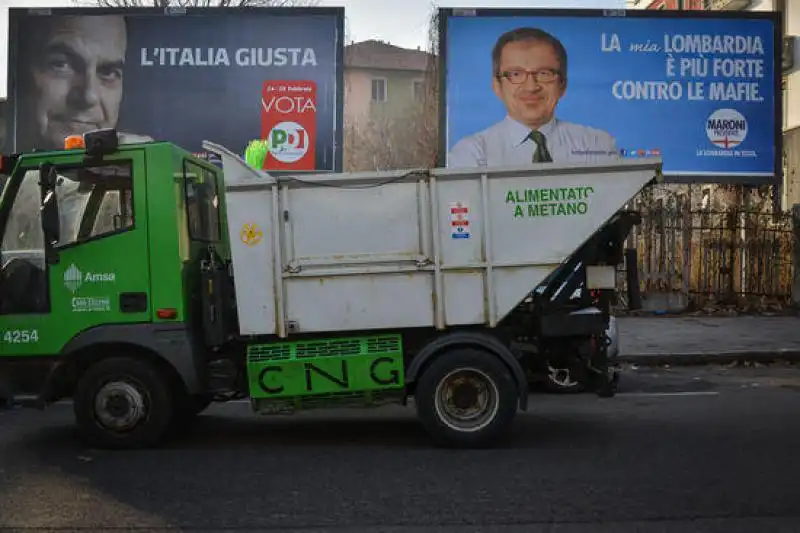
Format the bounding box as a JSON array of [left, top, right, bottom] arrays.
[[439, 8, 782, 185], [6, 6, 344, 173]]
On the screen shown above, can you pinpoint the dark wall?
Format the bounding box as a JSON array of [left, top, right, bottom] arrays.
[[0, 98, 6, 153]]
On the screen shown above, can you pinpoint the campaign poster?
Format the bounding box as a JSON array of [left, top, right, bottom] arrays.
[[6, 6, 344, 173], [261, 80, 317, 171], [439, 8, 782, 184]]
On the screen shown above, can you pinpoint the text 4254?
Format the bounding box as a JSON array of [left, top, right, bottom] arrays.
[[2, 330, 39, 344]]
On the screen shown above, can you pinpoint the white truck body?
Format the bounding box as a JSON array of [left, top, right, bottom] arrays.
[[203, 141, 661, 338]]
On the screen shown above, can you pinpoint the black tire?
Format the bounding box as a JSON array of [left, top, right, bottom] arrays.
[[73, 356, 175, 450], [414, 348, 519, 449]]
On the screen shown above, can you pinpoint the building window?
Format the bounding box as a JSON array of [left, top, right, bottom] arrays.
[[371, 78, 387, 102], [412, 79, 425, 101]]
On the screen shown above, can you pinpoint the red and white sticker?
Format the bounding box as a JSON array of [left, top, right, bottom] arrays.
[[260, 80, 317, 171], [449, 201, 470, 239]]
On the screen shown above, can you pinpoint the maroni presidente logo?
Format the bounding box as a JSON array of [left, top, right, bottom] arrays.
[[63, 263, 116, 294], [706, 108, 748, 150]]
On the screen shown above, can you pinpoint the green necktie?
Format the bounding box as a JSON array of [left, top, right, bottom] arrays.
[[528, 130, 553, 163]]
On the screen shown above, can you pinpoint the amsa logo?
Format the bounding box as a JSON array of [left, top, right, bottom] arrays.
[[63, 264, 83, 294], [706, 108, 748, 150], [63, 263, 116, 294]]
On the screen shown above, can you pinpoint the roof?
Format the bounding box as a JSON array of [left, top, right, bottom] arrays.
[[344, 40, 434, 72]]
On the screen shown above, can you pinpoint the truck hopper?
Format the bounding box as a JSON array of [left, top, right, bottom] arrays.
[[204, 141, 660, 337]]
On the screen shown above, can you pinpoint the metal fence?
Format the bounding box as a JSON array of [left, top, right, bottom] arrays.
[[617, 195, 797, 311]]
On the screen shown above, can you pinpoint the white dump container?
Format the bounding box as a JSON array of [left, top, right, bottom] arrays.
[[202, 141, 661, 338]]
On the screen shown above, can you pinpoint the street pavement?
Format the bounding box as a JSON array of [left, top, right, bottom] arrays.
[[617, 315, 800, 365], [2, 364, 800, 532]]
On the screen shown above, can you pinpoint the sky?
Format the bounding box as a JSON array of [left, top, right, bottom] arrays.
[[0, 0, 626, 98]]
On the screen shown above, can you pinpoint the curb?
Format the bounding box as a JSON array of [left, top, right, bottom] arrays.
[[617, 349, 800, 367]]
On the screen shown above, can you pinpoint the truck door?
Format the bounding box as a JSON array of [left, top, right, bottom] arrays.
[[0, 151, 150, 356]]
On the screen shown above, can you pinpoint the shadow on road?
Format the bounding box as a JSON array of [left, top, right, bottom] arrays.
[[7, 372, 800, 531], [1, 405, 630, 529], [13, 401, 621, 454], [6, 366, 800, 531]]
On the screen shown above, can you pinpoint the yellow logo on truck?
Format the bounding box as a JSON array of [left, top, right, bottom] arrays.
[[240, 223, 263, 247]]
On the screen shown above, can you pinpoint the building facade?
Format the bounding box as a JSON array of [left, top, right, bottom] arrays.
[[342, 39, 436, 172]]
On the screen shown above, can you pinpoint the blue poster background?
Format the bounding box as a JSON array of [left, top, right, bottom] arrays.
[[445, 14, 777, 178]]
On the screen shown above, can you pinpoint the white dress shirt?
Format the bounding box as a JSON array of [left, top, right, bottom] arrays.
[[446, 115, 620, 168]]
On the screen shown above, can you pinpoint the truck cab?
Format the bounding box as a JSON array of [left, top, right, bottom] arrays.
[[0, 129, 234, 447]]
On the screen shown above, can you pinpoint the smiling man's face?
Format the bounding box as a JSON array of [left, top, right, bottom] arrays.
[[27, 16, 127, 150], [492, 39, 566, 130]]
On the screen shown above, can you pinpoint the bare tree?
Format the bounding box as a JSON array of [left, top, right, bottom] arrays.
[[72, 0, 319, 7], [343, 3, 440, 172]]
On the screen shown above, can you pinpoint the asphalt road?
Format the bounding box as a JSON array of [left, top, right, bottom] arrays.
[[2, 363, 800, 533]]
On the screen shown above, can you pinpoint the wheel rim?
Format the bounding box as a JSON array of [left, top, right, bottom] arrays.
[[434, 367, 499, 433], [93, 380, 148, 432], [547, 365, 580, 388]]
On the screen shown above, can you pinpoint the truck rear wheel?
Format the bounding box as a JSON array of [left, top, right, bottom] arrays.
[[414, 348, 518, 448], [73, 356, 174, 450]]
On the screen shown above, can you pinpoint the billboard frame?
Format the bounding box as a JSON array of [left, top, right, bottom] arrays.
[[437, 7, 784, 188], [5, 5, 346, 174]]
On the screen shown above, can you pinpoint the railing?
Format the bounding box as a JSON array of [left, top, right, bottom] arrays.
[[616, 197, 796, 312]]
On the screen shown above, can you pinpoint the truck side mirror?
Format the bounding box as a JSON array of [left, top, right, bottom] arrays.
[[38, 163, 61, 265]]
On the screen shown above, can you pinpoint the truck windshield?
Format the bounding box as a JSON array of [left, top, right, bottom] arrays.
[[1, 162, 133, 253]]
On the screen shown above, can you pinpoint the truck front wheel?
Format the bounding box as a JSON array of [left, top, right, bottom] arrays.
[[414, 348, 518, 448], [73, 356, 174, 450]]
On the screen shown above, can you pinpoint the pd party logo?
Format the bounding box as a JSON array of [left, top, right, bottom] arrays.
[[266, 121, 309, 164], [706, 108, 748, 150], [260, 80, 317, 171]]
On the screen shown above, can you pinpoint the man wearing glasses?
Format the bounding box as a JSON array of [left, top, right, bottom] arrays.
[[447, 27, 620, 168]]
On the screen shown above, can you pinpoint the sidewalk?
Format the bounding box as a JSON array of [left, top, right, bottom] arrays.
[[617, 315, 800, 366]]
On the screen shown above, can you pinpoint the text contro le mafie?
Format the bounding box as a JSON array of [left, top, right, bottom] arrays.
[[139, 47, 319, 67], [601, 33, 767, 102]]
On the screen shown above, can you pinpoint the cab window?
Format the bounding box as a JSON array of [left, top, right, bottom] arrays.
[[183, 160, 221, 242], [56, 162, 134, 248], [1, 161, 133, 252], [0, 161, 133, 315]]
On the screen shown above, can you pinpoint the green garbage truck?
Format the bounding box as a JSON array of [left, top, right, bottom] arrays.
[[0, 128, 660, 449]]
